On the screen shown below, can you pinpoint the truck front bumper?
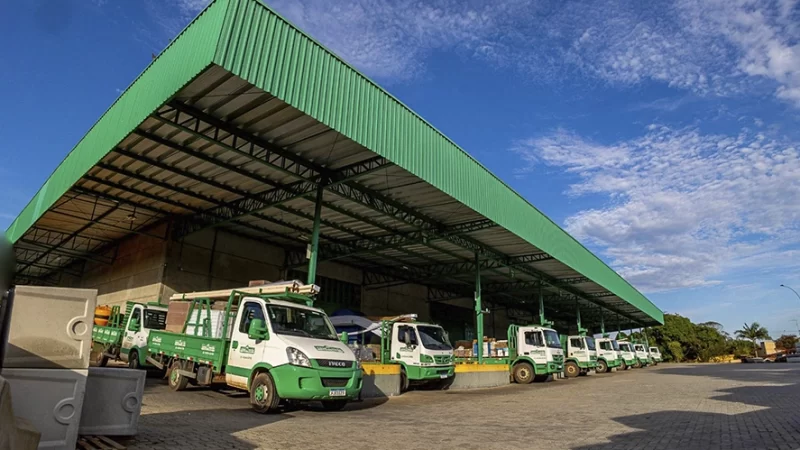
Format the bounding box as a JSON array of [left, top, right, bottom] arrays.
[[410, 364, 455, 381], [606, 358, 622, 368], [270, 364, 362, 401]]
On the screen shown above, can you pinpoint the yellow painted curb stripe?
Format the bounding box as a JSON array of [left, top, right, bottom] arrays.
[[455, 364, 509, 373], [361, 363, 401, 375]]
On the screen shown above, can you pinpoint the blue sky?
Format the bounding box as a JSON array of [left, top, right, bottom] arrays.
[[2, 0, 800, 336]]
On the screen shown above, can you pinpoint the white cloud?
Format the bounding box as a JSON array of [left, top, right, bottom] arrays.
[[512, 126, 800, 292], [265, 0, 800, 105]]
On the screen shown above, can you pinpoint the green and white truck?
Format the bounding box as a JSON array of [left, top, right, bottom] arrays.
[[594, 337, 622, 374], [330, 314, 455, 392], [616, 340, 636, 370], [561, 334, 597, 377], [632, 343, 652, 368], [91, 301, 168, 368], [649, 346, 662, 364], [500, 324, 564, 384], [146, 286, 362, 413]]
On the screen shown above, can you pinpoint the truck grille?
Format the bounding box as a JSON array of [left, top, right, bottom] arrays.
[[552, 355, 564, 363], [321, 378, 349, 387], [434, 355, 452, 364], [316, 359, 353, 369]]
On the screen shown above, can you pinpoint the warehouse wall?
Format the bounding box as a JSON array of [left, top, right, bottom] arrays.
[[161, 229, 285, 299], [361, 283, 430, 321], [79, 224, 169, 307]]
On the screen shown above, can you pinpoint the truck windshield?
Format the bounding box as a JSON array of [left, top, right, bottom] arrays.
[[417, 326, 452, 350], [544, 330, 561, 348], [650, 347, 658, 353], [266, 305, 338, 341], [634, 345, 644, 352], [619, 343, 630, 352], [612, 340, 620, 351], [584, 337, 596, 351]]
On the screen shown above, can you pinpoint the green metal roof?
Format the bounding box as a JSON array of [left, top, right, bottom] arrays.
[[5, 0, 663, 325]]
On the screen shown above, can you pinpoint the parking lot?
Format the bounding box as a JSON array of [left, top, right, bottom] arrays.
[[128, 364, 800, 450]]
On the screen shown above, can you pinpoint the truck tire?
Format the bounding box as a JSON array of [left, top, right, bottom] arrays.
[[634, 360, 642, 369], [596, 359, 608, 374], [564, 361, 580, 378], [168, 362, 189, 391], [128, 350, 141, 370], [512, 362, 535, 384], [250, 372, 280, 413], [95, 351, 109, 367], [321, 400, 348, 411], [400, 367, 410, 393], [620, 360, 628, 371]]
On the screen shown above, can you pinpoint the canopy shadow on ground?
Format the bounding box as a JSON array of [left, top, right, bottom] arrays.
[[658, 363, 800, 384]]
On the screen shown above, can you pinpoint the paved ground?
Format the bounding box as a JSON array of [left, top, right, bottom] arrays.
[[128, 364, 800, 450]]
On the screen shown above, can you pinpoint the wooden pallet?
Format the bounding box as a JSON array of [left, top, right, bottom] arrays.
[[76, 435, 126, 450]]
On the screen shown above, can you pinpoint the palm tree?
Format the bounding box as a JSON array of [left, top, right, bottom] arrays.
[[735, 322, 771, 357]]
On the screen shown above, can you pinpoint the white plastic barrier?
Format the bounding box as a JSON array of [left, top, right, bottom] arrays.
[[79, 367, 146, 436], [1, 368, 88, 450], [4, 286, 97, 369]]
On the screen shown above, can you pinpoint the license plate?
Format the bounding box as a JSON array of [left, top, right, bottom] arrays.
[[439, 374, 448, 379], [329, 389, 346, 397]]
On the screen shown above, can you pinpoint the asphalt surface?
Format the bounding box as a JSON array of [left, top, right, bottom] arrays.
[[128, 363, 800, 450]]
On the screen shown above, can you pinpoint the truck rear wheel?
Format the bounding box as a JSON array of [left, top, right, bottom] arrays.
[[596, 359, 608, 374], [95, 351, 109, 367], [513, 362, 535, 384], [250, 372, 280, 414], [564, 361, 579, 378], [321, 400, 348, 411], [168, 361, 189, 391]]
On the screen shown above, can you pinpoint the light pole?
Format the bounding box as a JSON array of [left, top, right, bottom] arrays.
[[781, 284, 800, 302]]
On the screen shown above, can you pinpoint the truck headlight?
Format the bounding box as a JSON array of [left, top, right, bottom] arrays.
[[286, 347, 311, 367]]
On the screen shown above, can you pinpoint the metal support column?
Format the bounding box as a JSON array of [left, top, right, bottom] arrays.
[[306, 183, 325, 285], [475, 252, 483, 363], [600, 309, 606, 336]]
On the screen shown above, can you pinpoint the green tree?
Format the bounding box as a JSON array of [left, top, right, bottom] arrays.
[[728, 339, 755, 357], [775, 334, 798, 351], [735, 322, 771, 357], [667, 341, 684, 362]]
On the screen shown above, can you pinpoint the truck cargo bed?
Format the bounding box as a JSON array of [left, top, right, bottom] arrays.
[[92, 325, 124, 346], [147, 330, 228, 371]]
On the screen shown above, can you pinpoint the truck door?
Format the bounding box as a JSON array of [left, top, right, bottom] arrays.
[[569, 337, 584, 360], [523, 330, 546, 364], [391, 324, 419, 365], [121, 306, 142, 356], [226, 300, 268, 389]]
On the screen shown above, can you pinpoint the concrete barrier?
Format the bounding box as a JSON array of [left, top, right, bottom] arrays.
[[360, 363, 401, 398], [450, 364, 510, 389], [2, 368, 88, 450], [5, 286, 97, 369], [0, 376, 41, 450], [80, 367, 146, 436]]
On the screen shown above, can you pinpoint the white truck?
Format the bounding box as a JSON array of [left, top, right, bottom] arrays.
[[649, 346, 662, 364], [617, 340, 636, 370], [330, 314, 454, 392], [92, 301, 168, 369], [595, 337, 622, 374], [561, 334, 598, 377], [632, 343, 652, 368], [146, 285, 362, 413]]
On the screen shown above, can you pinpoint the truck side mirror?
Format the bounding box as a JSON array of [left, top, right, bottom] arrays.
[[129, 318, 140, 332], [247, 318, 268, 340], [339, 332, 349, 344], [403, 332, 411, 346]]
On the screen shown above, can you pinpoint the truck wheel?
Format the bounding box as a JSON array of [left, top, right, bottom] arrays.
[[620, 360, 627, 371], [250, 372, 280, 413], [321, 400, 348, 411], [168, 362, 189, 391], [596, 359, 608, 374], [128, 350, 141, 370], [634, 360, 642, 369], [564, 361, 579, 378], [400, 367, 410, 393], [95, 351, 109, 367], [513, 362, 535, 384]]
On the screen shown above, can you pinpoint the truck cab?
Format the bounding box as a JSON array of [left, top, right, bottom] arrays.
[[632, 343, 651, 368], [649, 346, 662, 364], [508, 325, 564, 383], [595, 337, 622, 373], [561, 335, 597, 378], [330, 315, 454, 392], [616, 340, 636, 370]]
